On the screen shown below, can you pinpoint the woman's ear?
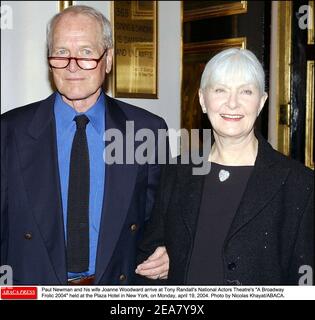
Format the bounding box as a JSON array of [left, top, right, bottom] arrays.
[[199, 89, 207, 113], [258, 92, 268, 116]]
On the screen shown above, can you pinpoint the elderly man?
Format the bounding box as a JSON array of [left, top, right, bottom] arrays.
[[1, 5, 168, 285]]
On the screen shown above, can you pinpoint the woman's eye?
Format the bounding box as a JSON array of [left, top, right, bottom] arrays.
[[241, 89, 252, 95], [215, 88, 225, 93]]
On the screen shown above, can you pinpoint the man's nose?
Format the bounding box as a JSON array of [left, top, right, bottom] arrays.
[[67, 58, 79, 72]]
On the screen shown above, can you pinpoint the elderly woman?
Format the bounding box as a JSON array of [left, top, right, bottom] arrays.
[[136, 48, 314, 285]]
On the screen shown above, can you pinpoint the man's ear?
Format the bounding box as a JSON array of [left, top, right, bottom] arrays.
[[105, 48, 113, 74], [199, 89, 207, 113], [258, 92, 268, 115]]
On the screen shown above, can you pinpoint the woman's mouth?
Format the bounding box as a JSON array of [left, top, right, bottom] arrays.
[[220, 114, 244, 121]]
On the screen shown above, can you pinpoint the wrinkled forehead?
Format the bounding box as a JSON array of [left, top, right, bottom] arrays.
[[55, 12, 100, 28], [52, 13, 102, 41]]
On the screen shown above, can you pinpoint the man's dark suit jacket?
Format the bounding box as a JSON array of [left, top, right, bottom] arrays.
[[1, 92, 168, 285], [137, 134, 314, 285]]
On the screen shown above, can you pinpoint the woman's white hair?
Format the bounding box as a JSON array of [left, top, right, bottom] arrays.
[[200, 48, 265, 95], [46, 5, 113, 54]]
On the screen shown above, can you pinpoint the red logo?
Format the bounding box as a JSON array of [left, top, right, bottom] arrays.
[[1, 287, 37, 300]]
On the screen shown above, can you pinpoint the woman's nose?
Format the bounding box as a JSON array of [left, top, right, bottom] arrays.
[[227, 92, 238, 109]]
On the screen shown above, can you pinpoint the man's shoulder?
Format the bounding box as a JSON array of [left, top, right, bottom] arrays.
[[1, 95, 53, 124], [1, 104, 38, 131], [107, 96, 167, 128]]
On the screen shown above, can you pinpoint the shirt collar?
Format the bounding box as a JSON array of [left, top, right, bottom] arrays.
[[54, 92, 105, 136], [85, 92, 105, 136]]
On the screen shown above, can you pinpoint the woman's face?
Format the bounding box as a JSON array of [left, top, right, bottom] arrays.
[[199, 81, 268, 140]]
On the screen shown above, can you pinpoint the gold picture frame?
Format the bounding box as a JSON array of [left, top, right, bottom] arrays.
[[58, 1, 74, 12], [112, 1, 158, 98], [305, 60, 314, 169], [277, 1, 292, 156], [183, 1, 247, 22], [308, 1, 314, 45], [182, 37, 246, 130]]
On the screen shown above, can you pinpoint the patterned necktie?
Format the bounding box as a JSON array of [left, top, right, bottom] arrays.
[[67, 114, 90, 272]]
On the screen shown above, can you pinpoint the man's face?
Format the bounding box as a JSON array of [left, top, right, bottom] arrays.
[[50, 13, 112, 106]]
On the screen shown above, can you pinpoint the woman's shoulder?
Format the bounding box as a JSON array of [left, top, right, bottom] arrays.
[[166, 153, 209, 175], [279, 153, 313, 187], [159, 154, 207, 188], [161, 156, 191, 178], [258, 136, 313, 185]]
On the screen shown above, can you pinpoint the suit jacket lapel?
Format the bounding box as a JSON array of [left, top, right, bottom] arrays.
[[179, 164, 205, 242], [94, 95, 139, 283], [226, 135, 290, 242], [16, 93, 67, 284]]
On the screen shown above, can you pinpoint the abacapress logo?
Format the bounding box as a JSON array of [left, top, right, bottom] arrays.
[[0, 287, 37, 300]]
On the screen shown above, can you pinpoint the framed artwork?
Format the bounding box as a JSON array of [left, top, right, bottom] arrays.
[[58, 1, 73, 12], [182, 37, 246, 131], [308, 1, 314, 45], [305, 1, 314, 169], [305, 60, 314, 169], [112, 1, 158, 98], [183, 1, 247, 22]]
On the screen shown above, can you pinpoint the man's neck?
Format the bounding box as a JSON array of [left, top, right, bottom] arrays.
[[61, 89, 102, 113]]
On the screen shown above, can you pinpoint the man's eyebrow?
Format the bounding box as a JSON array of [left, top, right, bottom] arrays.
[[52, 46, 68, 50], [78, 45, 98, 50], [51, 45, 99, 53]]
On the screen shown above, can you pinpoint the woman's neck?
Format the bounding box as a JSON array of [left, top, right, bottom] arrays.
[[209, 133, 258, 166]]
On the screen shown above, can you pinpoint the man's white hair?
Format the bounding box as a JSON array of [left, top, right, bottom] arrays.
[[200, 48, 266, 95], [46, 5, 113, 54]]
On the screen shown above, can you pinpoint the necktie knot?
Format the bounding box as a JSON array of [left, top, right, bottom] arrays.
[[74, 115, 89, 129]]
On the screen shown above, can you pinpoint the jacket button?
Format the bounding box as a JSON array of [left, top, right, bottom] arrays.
[[226, 279, 241, 285], [130, 224, 138, 232], [228, 262, 236, 271], [119, 274, 126, 281], [24, 233, 32, 240]]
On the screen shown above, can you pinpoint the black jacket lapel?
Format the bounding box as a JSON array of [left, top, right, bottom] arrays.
[[16, 93, 67, 284], [94, 95, 139, 283], [226, 135, 290, 242], [178, 164, 205, 242]]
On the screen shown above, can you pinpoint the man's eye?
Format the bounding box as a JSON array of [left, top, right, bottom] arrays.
[[81, 49, 93, 56], [55, 49, 68, 56], [215, 88, 225, 93]]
